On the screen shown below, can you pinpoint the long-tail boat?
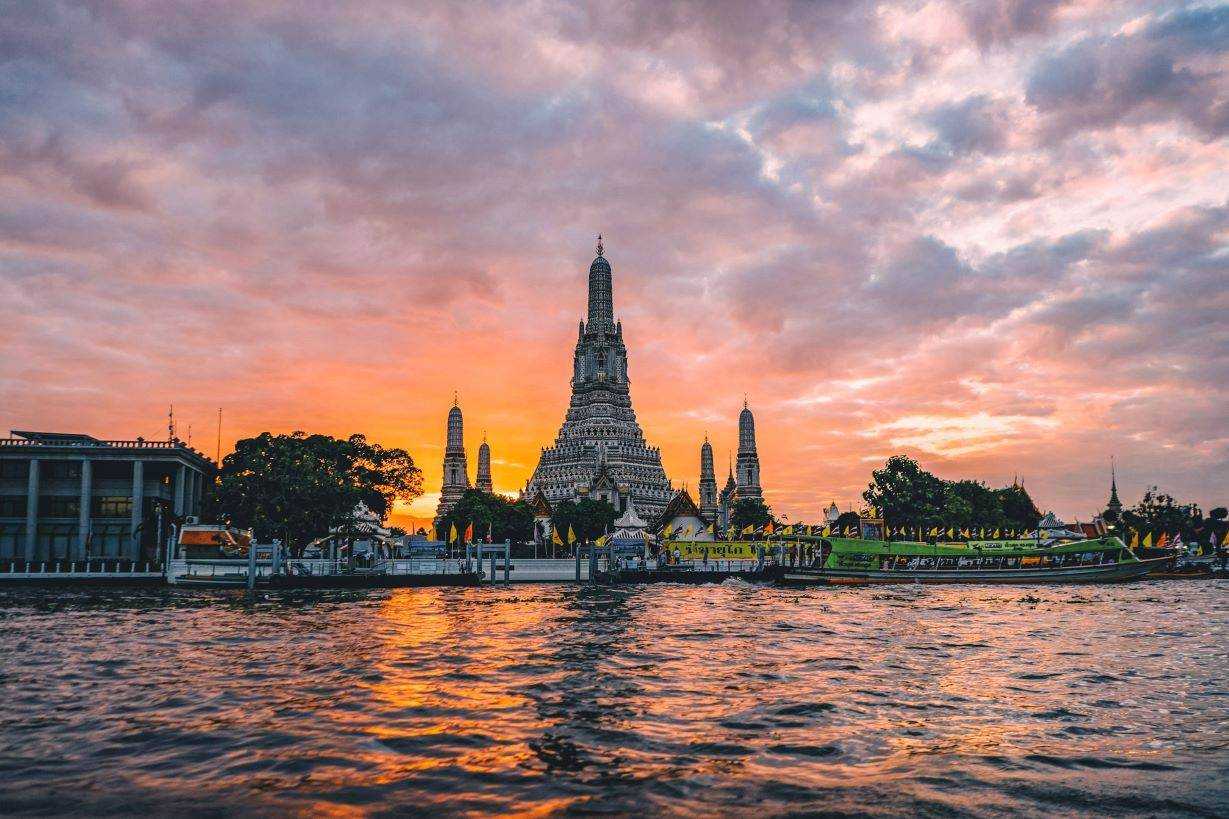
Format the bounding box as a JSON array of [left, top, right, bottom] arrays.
[[773, 536, 1165, 585]]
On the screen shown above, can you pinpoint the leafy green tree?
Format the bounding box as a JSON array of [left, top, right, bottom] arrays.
[[833, 510, 861, 533], [549, 498, 617, 543], [862, 455, 1039, 532], [439, 489, 534, 543], [1121, 487, 1202, 539], [995, 484, 1041, 530], [731, 497, 774, 532], [212, 431, 422, 554], [862, 455, 946, 529]]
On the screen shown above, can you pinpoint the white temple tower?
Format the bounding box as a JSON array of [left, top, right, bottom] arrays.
[[698, 436, 717, 522], [735, 399, 763, 501], [522, 237, 672, 518], [476, 434, 493, 494], [435, 397, 470, 522]]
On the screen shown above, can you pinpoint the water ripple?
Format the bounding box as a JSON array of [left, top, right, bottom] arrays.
[[0, 581, 1226, 816]]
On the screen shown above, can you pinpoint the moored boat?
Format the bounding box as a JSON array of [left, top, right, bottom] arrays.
[[774, 535, 1165, 585]]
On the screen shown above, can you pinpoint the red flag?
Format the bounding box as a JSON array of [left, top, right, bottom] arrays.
[[463, 522, 474, 544]]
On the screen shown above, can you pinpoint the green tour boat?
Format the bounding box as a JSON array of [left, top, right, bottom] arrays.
[[774, 536, 1165, 585]]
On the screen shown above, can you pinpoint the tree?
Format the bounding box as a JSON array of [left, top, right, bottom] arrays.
[[439, 489, 534, 544], [945, 480, 1005, 529], [862, 455, 1040, 532], [834, 511, 861, 533], [213, 431, 423, 554], [862, 455, 946, 529], [731, 497, 774, 531], [1121, 487, 1202, 539], [548, 498, 617, 543], [994, 484, 1040, 531]]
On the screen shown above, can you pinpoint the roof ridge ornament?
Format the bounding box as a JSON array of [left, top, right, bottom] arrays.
[[596, 233, 604, 257]]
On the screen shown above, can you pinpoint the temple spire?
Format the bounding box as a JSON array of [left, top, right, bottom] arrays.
[[1106, 456, 1122, 515], [587, 235, 614, 330]]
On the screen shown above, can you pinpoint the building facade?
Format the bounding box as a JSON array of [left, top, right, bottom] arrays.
[[0, 430, 213, 562], [522, 238, 673, 519], [435, 400, 470, 523]]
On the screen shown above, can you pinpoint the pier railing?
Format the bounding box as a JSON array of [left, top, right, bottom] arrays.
[[2, 560, 162, 580]]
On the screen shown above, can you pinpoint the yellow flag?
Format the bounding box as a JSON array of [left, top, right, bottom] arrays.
[[1222, 529, 1229, 547], [1142, 532, 1152, 548], [662, 522, 674, 539], [567, 525, 576, 545], [706, 522, 715, 535], [741, 523, 754, 535], [448, 523, 458, 544], [821, 525, 830, 537], [993, 529, 1001, 538], [595, 533, 608, 547], [1129, 531, 1139, 548], [552, 527, 564, 546]]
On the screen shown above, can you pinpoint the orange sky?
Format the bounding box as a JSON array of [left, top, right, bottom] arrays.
[[1, 1, 1226, 524]]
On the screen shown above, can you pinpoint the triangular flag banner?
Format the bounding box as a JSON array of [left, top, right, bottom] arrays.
[[1156, 532, 1169, 549], [1222, 529, 1229, 547], [1129, 531, 1139, 549], [764, 521, 775, 535], [552, 527, 564, 546], [1142, 532, 1153, 548], [567, 525, 576, 545], [448, 523, 458, 544], [821, 526, 831, 537], [463, 523, 474, 544]]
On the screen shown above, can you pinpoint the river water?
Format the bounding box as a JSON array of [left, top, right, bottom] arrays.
[[0, 581, 1226, 817]]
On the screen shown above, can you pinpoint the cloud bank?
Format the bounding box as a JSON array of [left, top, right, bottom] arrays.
[[1, 0, 1226, 521]]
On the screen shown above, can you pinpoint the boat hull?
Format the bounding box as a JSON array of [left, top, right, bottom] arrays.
[[594, 568, 768, 585], [774, 557, 1167, 586]]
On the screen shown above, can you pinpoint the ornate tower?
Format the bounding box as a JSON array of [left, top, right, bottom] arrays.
[[1105, 457, 1122, 519], [476, 434, 493, 494], [735, 399, 763, 501], [523, 236, 672, 519], [435, 396, 470, 522], [698, 435, 717, 522]]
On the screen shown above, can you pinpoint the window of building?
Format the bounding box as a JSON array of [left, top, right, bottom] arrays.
[[39, 496, 80, 518], [0, 495, 26, 517], [43, 461, 82, 480], [0, 460, 29, 480], [0, 522, 22, 558], [94, 496, 133, 517]]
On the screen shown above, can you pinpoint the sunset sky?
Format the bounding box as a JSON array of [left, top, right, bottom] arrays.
[[2, 1, 1226, 525]]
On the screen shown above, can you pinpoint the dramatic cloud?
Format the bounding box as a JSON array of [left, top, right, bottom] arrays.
[[1, 0, 1226, 524]]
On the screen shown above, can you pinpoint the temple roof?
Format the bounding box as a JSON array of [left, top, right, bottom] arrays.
[[656, 488, 702, 530], [614, 499, 647, 530]]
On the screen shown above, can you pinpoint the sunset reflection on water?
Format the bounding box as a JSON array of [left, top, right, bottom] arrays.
[[0, 582, 1224, 816]]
